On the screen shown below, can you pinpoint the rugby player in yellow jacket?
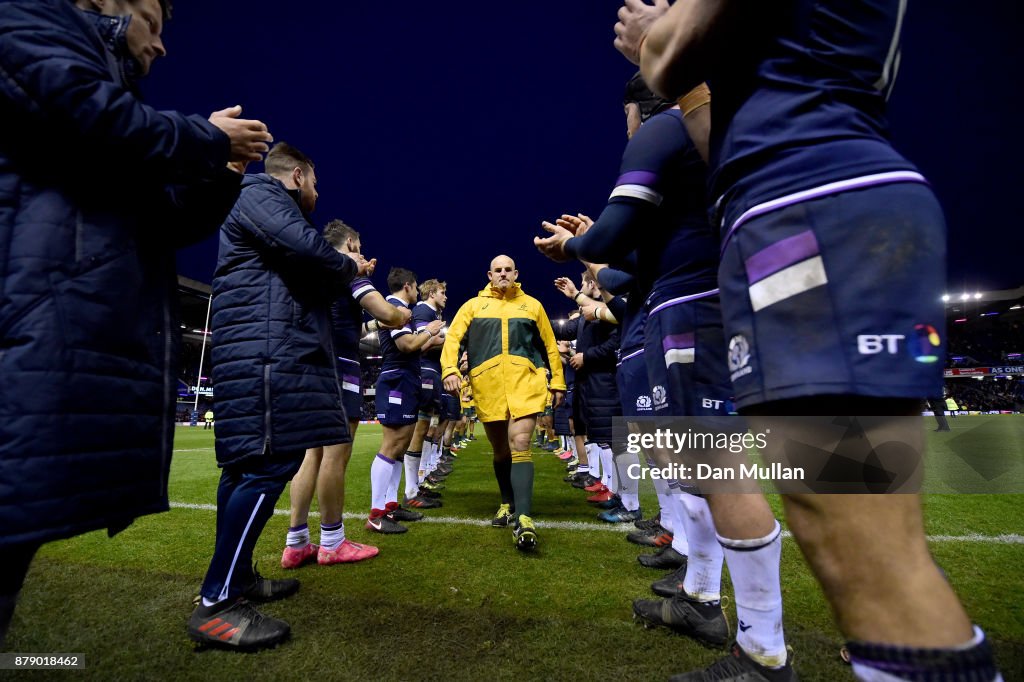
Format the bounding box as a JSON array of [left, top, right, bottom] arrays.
[[442, 255, 565, 550]]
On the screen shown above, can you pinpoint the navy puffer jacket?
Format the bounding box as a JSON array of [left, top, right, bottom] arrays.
[[0, 1, 238, 549], [211, 174, 358, 465], [568, 316, 621, 442]]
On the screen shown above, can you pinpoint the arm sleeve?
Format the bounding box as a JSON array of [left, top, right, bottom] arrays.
[[233, 187, 357, 290], [536, 305, 566, 391], [596, 267, 636, 296], [606, 295, 628, 323], [0, 2, 230, 184], [441, 300, 474, 380], [563, 114, 684, 264], [350, 277, 377, 302]]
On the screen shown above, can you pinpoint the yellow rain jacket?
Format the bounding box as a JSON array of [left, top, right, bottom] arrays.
[[442, 282, 565, 422]]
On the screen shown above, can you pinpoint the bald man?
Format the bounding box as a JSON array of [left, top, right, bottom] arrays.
[[442, 256, 565, 550]]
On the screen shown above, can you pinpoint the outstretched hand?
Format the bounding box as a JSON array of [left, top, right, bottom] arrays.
[[613, 0, 670, 65], [554, 277, 579, 300], [209, 105, 274, 163], [343, 251, 373, 276], [534, 220, 575, 262], [556, 213, 594, 237]]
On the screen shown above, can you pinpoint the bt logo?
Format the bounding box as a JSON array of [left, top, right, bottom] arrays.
[[857, 334, 905, 355]]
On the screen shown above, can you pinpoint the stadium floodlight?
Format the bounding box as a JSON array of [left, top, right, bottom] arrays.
[[961, 293, 970, 301], [974, 292, 982, 299], [941, 294, 950, 302]]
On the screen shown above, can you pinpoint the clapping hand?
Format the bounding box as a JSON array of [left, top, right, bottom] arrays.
[[209, 105, 273, 163]]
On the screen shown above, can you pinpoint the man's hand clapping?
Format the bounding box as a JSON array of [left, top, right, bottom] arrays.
[[209, 105, 273, 163]]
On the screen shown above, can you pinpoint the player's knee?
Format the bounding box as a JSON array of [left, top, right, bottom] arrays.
[[511, 450, 532, 464]]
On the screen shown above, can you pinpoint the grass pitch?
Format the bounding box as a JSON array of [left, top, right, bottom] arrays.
[[6, 416, 1024, 680]]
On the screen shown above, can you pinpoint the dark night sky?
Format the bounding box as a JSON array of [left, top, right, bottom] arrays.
[[150, 1, 1023, 321]]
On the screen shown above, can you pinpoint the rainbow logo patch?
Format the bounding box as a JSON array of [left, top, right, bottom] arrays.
[[911, 324, 941, 363]]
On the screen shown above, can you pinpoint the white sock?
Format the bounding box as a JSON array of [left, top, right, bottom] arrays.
[[599, 445, 615, 491], [417, 447, 428, 483], [615, 450, 641, 511], [405, 454, 422, 500], [667, 488, 690, 555], [286, 524, 310, 549], [420, 442, 434, 478], [658, 479, 677, 534], [386, 458, 403, 504], [370, 454, 395, 510], [650, 468, 672, 525], [719, 521, 787, 668], [678, 493, 722, 602], [320, 521, 345, 550], [585, 442, 600, 479]]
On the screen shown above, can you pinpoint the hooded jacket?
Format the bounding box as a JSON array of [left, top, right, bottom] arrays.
[[441, 282, 565, 422]]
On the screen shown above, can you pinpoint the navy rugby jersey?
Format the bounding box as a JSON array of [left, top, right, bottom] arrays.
[[330, 276, 378, 361], [710, 0, 921, 226], [566, 109, 718, 295], [377, 295, 420, 372], [412, 301, 443, 372]]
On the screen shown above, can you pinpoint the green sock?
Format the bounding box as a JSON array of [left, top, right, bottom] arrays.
[[510, 461, 534, 519]]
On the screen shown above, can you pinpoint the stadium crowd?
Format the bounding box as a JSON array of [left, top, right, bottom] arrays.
[[0, 0, 1008, 680], [946, 378, 1024, 413]]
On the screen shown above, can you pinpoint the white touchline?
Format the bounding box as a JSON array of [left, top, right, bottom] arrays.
[[167, 502, 1024, 543]]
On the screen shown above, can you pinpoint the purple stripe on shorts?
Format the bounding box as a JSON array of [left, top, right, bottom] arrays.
[[620, 348, 645, 363], [662, 332, 695, 352], [616, 170, 658, 187], [389, 390, 402, 398], [744, 230, 820, 285], [720, 171, 929, 254], [648, 288, 719, 316], [376, 453, 396, 464], [343, 374, 360, 386]]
